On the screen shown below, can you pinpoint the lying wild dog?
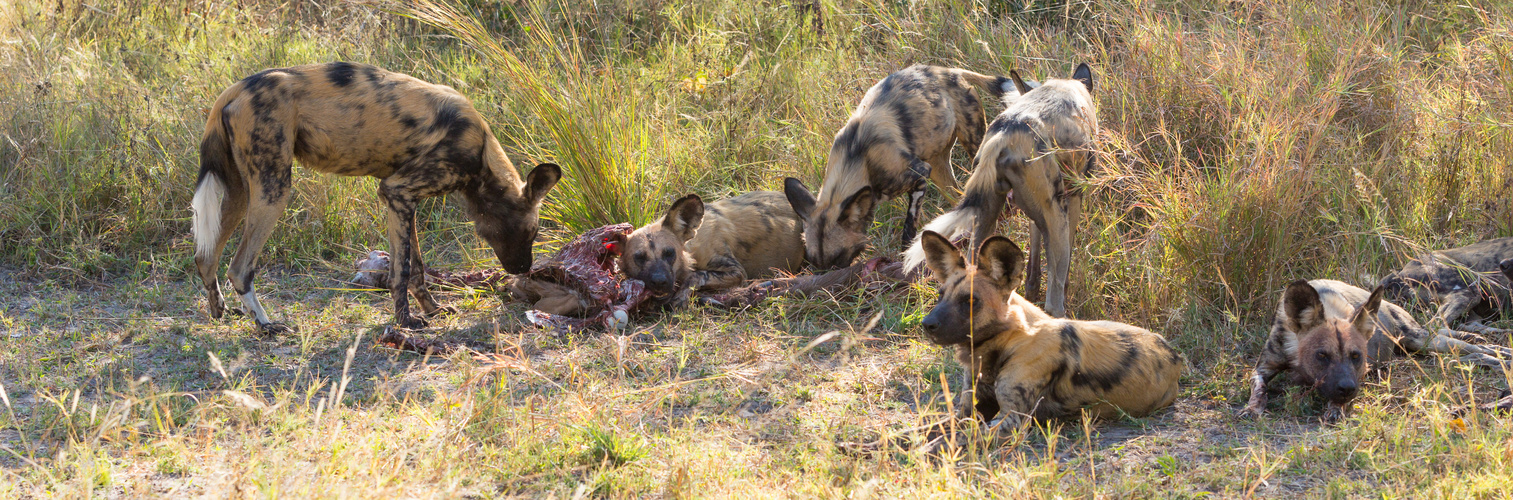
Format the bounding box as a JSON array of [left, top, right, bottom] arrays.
[[620, 191, 805, 296], [192, 62, 561, 334], [902, 64, 1098, 318], [784, 64, 1030, 269], [917, 231, 1183, 436], [1379, 237, 1513, 334], [1240, 279, 1513, 422]]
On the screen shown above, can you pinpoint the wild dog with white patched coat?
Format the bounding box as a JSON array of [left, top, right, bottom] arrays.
[[903, 64, 1098, 318], [1240, 279, 1512, 422], [784, 64, 1028, 269], [193, 62, 561, 333]]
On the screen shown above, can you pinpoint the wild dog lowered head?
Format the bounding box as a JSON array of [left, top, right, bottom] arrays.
[[192, 62, 561, 334]]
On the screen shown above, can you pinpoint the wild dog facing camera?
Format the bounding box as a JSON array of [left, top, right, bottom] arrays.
[[1283, 280, 1378, 408], [917, 231, 1025, 346], [620, 194, 704, 296]]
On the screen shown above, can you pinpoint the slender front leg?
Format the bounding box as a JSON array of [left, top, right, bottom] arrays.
[[381, 190, 427, 330], [406, 221, 455, 317], [1027, 225, 1044, 303], [1238, 362, 1286, 418]]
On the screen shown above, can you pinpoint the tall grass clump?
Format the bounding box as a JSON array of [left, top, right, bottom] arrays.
[[406, 0, 680, 237]]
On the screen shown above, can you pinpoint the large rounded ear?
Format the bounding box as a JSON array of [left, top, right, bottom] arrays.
[[837, 186, 876, 229], [783, 177, 815, 223], [977, 236, 1026, 292], [1282, 279, 1325, 334], [1008, 70, 1034, 95], [919, 231, 965, 280], [1351, 285, 1384, 337], [524, 163, 562, 204], [1071, 63, 1093, 93], [662, 194, 705, 241]]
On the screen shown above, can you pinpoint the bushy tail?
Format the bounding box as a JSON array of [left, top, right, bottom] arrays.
[[192, 93, 241, 265], [192, 134, 231, 261], [901, 153, 1005, 272], [954, 69, 1039, 106]]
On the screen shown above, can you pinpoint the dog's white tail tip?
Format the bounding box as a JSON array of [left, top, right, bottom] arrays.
[[191, 174, 226, 260]]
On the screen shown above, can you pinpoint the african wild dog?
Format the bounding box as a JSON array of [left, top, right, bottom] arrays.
[[917, 231, 1183, 436], [1240, 279, 1513, 422], [192, 62, 561, 334], [1379, 237, 1513, 334], [783, 64, 1029, 269], [620, 191, 805, 296], [902, 64, 1097, 319]]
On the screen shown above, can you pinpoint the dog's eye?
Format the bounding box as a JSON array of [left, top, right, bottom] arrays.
[[662, 247, 676, 261], [634, 252, 648, 265], [1350, 352, 1362, 362], [1316, 351, 1329, 361]]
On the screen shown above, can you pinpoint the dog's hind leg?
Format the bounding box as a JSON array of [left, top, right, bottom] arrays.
[[224, 114, 297, 335], [226, 171, 295, 336]]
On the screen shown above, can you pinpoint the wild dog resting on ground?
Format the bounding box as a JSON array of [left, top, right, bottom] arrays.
[[193, 62, 562, 334], [902, 64, 1098, 318], [1239, 279, 1513, 422], [917, 231, 1183, 436], [619, 191, 805, 296], [783, 64, 1028, 269], [1379, 237, 1513, 334]]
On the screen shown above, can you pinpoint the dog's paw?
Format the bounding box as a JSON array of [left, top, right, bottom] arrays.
[[256, 321, 296, 337], [1235, 405, 1265, 419]]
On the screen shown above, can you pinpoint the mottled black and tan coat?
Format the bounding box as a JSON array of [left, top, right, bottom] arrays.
[[1240, 279, 1512, 422], [917, 231, 1183, 435], [784, 64, 1025, 269], [903, 64, 1098, 318], [192, 62, 561, 333], [1379, 237, 1513, 334], [619, 191, 805, 296]]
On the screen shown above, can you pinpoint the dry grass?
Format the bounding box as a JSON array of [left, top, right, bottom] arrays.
[[3, 0, 1513, 497]]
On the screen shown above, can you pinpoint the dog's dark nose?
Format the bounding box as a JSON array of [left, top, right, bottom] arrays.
[[1336, 379, 1358, 399], [921, 314, 938, 333]]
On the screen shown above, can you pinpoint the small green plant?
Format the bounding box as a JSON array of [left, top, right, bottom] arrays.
[[576, 421, 647, 468]]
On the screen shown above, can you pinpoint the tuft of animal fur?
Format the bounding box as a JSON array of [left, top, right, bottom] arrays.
[[916, 231, 1182, 437], [1240, 279, 1513, 422], [903, 64, 1098, 319], [785, 65, 1030, 270]]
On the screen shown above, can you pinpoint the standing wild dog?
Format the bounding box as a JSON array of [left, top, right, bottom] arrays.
[[1239, 279, 1513, 422], [917, 231, 1183, 435], [620, 191, 805, 296], [1378, 237, 1513, 334], [193, 62, 562, 333], [902, 64, 1098, 318], [783, 64, 1029, 269]]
